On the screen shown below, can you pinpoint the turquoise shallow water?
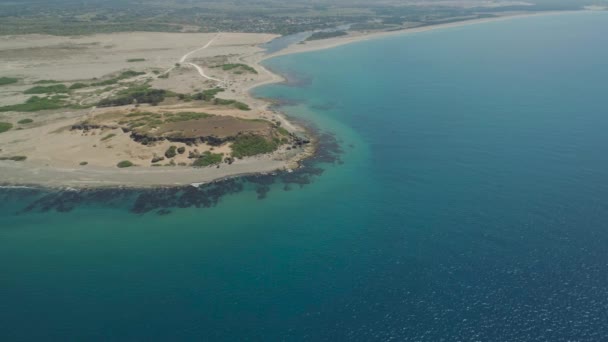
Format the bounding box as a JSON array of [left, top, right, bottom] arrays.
[[2, 12, 608, 341]]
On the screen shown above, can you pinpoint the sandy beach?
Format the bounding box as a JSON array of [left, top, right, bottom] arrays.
[[264, 10, 586, 60]]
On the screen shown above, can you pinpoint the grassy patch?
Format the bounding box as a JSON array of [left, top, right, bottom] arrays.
[[0, 96, 66, 112], [213, 98, 250, 110], [231, 134, 279, 158], [276, 126, 290, 136], [165, 112, 212, 122], [192, 151, 223, 167], [117, 160, 134, 168], [24, 84, 68, 94], [34, 80, 60, 84], [182, 87, 224, 102], [100, 133, 116, 141], [217, 63, 258, 74], [0, 77, 19, 86], [92, 71, 146, 87], [125, 111, 154, 118], [98, 88, 166, 107], [127, 58, 146, 62], [0, 155, 27, 161], [0, 122, 13, 133], [69, 82, 88, 90], [120, 70, 146, 78], [306, 30, 348, 41], [17, 118, 34, 124]]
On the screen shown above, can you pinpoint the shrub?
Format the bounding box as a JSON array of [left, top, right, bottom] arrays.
[[34, 80, 59, 84], [80, 161, 88, 166], [213, 98, 251, 110], [231, 134, 279, 158], [276, 126, 290, 136], [177, 146, 186, 154], [191, 87, 224, 101], [0, 122, 13, 133], [0, 155, 27, 161], [219, 63, 258, 74], [0, 96, 66, 112], [101, 133, 116, 141], [18, 119, 33, 124], [0, 77, 18, 86], [165, 145, 177, 158], [306, 30, 348, 41], [24, 84, 68, 94], [127, 58, 146, 62], [91, 70, 145, 87], [234, 101, 251, 111], [69, 83, 88, 90], [117, 160, 134, 168], [192, 151, 223, 167], [98, 88, 166, 107]]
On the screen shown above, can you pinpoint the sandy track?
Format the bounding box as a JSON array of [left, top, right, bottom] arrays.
[[179, 33, 219, 63], [188, 62, 223, 83], [178, 33, 223, 84]]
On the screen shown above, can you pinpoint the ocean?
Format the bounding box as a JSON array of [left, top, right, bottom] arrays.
[[1, 11, 608, 341]]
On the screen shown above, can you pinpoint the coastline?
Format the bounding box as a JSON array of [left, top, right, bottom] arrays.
[[262, 10, 589, 61], [0, 9, 592, 189]]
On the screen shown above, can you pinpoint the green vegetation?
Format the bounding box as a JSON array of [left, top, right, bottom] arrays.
[[349, 22, 396, 31], [24, 84, 68, 94], [177, 147, 186, 154], [192, 151, 223, 167], [117, 160, 134, 168], [0, 122, 13, 133], [306, 30, 348, 41], [165, 112, 212, 123], [0, 96, 66, 112], [91, 71, 146, 87], [17, 119, 34, 124], [217, 63, 258, 74], [119, 112, 164, 130], [165, 146, 177, 158], [101, 133, 116, 141], [34, 80, 60, 84], [80, 161, 88, 166], [180, 88, 225, 102], [231, 134, 279, 158], [213, 98, 251, 111], [98, 88, 166, 107], [119, 70, 146, 78], [202, 88, 224, 99], [0, 77, 19, 86], [276, 126, 290, 136], [0, 156, 27, 162], [127, 58, 146, 62], [69, 83, 88, 90]]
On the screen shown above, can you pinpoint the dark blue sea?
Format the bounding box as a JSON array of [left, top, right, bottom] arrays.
[[2, 12, 608, 341]]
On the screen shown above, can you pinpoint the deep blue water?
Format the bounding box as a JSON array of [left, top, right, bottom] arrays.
[[2, 12, 608, 341]]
